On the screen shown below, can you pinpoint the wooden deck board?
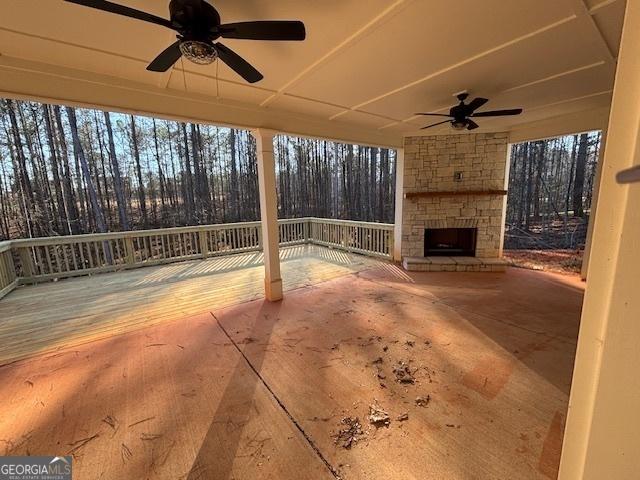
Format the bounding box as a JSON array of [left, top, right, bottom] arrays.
[[0, 245, 378, 364]]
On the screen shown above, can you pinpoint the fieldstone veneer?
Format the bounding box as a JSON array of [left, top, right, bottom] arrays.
[[402, 132, 509, 259]]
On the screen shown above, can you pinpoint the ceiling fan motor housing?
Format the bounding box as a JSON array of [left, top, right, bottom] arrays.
[[170, 0, 220, 37]]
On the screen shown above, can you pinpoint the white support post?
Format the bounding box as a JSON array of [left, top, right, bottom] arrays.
[[580, 127, 607, 280], [252, 129, 283, 301], [393, 147, 405, 262], [559, 2, 640, 478], [498, 143, 513, 258]]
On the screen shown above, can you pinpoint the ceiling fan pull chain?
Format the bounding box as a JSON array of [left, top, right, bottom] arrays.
[[216, 59, 220, 100], [181, 56, 188, 93]]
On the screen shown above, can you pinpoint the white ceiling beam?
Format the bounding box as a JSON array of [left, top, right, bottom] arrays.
[[525, 90, 612, 112], [334, 14, 577, 118], [0, 25, 148, 65], [569, 0, 617, 61], [0, 54, 403, 148], [501, 61, 606, 93], [259, 0, 411, 108], [508, 106, 610, 143], [379, 121, 399, 130], [588, 0, 623, 14]]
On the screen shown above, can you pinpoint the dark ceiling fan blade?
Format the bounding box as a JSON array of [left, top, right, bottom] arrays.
[[215, 43, 264, 83], [421, 120, 451, 130], [414, 113, 453, 117], [147, 41, 182, 72], [471, 108, 523, 117], [466, 97, 489, 112], [467, 120, 480, 130], [219, 21, 306, 40], [64, 0, 174, 29]]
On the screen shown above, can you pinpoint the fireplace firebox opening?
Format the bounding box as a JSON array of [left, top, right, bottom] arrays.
[[424, 228, 477, 257]]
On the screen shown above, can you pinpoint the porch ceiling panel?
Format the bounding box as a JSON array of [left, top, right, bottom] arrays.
[[591, 0, 627, 55], [266, 95, 346, 119], [359, 18, 608, 122], [286, 0, 577, 107], [0, 0, 626, 145]]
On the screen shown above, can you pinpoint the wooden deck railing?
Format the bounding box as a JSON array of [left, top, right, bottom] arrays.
[[0, 217, 393, 298], [308, 218, 394, 258], [0, 242, 18, 299]]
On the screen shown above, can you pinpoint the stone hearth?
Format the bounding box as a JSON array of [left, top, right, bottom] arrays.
[[401, 132, 509, 272]]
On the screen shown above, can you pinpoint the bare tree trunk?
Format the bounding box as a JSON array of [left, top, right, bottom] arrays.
[[103, 111, 130, 230], [152, 119, 167, 224], [66, 107, 107, 234], [130, 115, 148, 228], [180, 123, 195, 223], [43, 105, 71, 234], [52, 105, 81, 234], [5, 100, 36, 237]]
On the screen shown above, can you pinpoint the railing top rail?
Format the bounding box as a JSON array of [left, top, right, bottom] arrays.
[[306, 217, 394, 229], [0, 241, 11, 254], [278, 218, 307, 224], [6, 217, 394, 248], [8, 221, 264, 247]]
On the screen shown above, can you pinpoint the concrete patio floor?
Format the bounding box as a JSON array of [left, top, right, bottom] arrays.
[[0, 257, 584, 479]]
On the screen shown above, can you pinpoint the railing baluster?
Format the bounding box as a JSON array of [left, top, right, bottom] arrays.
[[94, 241, 103, 267], [1, 219, 393, 285], [114, 240, 121, 264], [85, 243, 94, 269], [43, 245, 52, 274]]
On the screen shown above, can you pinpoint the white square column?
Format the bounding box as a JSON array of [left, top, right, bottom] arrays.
[[559, 1, 640, 478], [252, 129, 283, 301], [393, 147, 405, 262]]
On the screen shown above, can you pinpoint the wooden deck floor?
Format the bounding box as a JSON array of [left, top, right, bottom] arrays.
[[0, 253, 585, 479], [0, 245, 378, 364]]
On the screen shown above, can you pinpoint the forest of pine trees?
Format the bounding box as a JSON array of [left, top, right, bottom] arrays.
[[505, 131, 601, 249], [0, 99, 397, 241], [0, 96, 601, 249]]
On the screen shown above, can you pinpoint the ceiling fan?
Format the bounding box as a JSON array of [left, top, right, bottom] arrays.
[[64, 0, 306, 83], [416, 93, 523, 131]]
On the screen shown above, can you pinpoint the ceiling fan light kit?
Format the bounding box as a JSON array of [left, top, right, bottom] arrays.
[[65, 0, 306, 83], [179, 40, 217, 65]]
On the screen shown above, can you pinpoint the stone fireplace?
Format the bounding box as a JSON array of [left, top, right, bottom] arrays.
[[401, 132, 509, 272]]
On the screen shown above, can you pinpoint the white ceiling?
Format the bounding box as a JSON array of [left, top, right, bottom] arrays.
[[0, 0, 626, 145]]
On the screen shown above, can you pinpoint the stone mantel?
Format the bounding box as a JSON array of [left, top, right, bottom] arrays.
[[404, 189, 507, 199]]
